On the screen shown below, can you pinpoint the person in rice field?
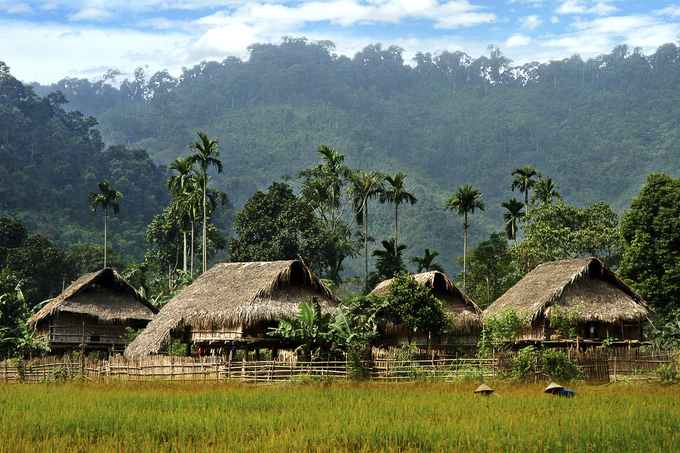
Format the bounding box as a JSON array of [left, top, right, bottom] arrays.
[[544, 382, 579, 397]]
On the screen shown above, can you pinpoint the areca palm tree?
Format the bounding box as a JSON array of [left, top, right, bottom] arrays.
[[410, 249, 444, 273], [167, 157, 199, 273], [510, 165, 541, 227], [186, 132, 223, 274], [531, 177, 563, 206], [348, 170, 386, 293], [380, 172, 417, 256], [87, 180, 123, 268], [501, 198, 525, 245], [443, 183, 484, 290]]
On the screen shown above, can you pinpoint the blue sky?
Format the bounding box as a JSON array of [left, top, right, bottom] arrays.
[[2, 0, 680, 85]]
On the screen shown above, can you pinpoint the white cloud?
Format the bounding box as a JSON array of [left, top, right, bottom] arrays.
[[654, 6, 680, 17], [68, 8, 115, 21], [4, 3, 33, 14], [519, 15, 542, 30], [557, 1, 618, 16], [190, 23, 258, 60], [506, 33, 532, 47], [551, 16, 559, 24]]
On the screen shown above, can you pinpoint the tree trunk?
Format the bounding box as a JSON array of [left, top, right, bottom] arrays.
[[394, 204, 399, 256], [104, 210, 108, 268], [463, 214, 467, 291], [364, 205, 369, 294], [202, 175, 207, 274], [182, 230, 187, 273]]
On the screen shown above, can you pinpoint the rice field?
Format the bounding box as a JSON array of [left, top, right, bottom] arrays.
[[0, 380, 678, 452]]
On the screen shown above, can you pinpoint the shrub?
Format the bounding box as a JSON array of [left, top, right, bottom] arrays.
[[505, 346, 537, 381], [656, 363, 679, 385], [542, 349, 584, 381]]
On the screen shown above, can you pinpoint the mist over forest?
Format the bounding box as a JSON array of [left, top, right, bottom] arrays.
[[4, 37, 680, 277]]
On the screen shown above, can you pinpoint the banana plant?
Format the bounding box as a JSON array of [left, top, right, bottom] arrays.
[[268, 297, 334, 360]]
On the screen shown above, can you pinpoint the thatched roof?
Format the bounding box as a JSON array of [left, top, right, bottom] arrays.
[[483, 257, 651, 323], [26, 268, 157, 327], [125, 260, 339, 357], [369, 271, 482, 330]]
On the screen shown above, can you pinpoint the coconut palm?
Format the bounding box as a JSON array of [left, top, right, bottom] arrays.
[[348, 170, 386, 293], [380, 172, 417, 256], [87, 180, 123, 268], [410, 249, 445, 273], [443, 183, 484, 290], [501, 198, 525, 245], [510, 165, 541, 227], [531, 177, 563, 206], [186, 132, 223, 274]]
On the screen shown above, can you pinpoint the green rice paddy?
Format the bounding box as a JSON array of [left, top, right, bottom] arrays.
[[0, 380, 677, 452]]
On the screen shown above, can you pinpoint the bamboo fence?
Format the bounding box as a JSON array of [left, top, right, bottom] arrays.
[[0, 349, 675, 383]]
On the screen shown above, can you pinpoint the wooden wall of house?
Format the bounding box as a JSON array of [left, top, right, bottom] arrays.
[[189, 324, 244, 343], [38, 313, 130, 348], [379, 323, 480, 347]]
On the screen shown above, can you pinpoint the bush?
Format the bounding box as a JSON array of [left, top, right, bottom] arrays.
[[656, 363, 679, 385], [542, 349, 584, 381], [505, 346, 537, 381]]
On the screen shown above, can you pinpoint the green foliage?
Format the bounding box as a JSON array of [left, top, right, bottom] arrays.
[[0, 217, 27, 268], [4, 233, 78, 309], [458, 232, 517, 309], [67, 243, 125, 274], [549, 306, 581, 339], [645, 314, 680, 350], [619, 173, 680, 320], [229, 182, 328, 274], [383, 270, 451, 343], [505, 346, 538, 381], [541, 349, 584, 382], [368, 238, 407, 290], [443, 183, 484, 289], [656, 363, 679, 385], [268, 297, 335, 360], [410, 248, 444, 273], [478, 307, 529, 357], [510, 201, 622, 275]]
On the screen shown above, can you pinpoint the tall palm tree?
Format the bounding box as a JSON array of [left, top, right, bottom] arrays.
[[348, 170, 386, 293], [186, 132, 223, 274], [87, 180, 123, 268], [167, 157, 198, 273], [380, 172, 417, 256], [501, 198, 525, 245], [410, 249, 444, 273], [510, 165, 541, 228], [531, 177, 563, 206], [317, 145, 350, 221], [443, 183, 484, 290]]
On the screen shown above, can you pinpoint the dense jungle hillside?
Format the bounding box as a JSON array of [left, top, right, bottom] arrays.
[[6, 38, 680, 276]]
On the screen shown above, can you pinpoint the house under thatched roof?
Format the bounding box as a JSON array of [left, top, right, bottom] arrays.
[[483, 257, 651, 342], [125, 260, 339, 357], [27, 267, 157, 351], [369, 271, 482, 346]]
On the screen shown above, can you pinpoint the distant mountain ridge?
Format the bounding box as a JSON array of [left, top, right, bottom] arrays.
[[12, 38, 680, 276]]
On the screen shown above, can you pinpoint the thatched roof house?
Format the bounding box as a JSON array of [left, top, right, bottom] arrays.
[[125, 260, 338, 357], [483, 257, 651, 342], [27, 268, 157, 352], [369, 271, 482, 346]]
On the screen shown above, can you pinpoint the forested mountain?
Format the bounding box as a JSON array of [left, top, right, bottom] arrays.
[[10, 38, 680, 276]]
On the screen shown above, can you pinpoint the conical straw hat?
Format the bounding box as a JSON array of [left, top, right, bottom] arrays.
[[475, 383, 494, 394], [544, 382, 563, 393]]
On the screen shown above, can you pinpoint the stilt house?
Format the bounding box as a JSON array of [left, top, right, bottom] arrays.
[[26, 268, 157, 353], [124, 260, 339, 358], [369, 271, 483, 347], [483, 257, 651, 343]]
